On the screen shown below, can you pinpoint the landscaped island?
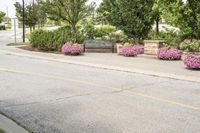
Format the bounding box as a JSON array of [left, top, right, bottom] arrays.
[[13, 0, 200, 70]]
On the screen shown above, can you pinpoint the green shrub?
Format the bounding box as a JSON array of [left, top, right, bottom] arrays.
[[93, 26, 116, 38], [147, 30, 177, 44], [30, 30, 55, 51], [52, 26, 72, 50], [0, 25, 6, 30], [29, 26, 85, 51], [179, 40, 200, 52], [109, 32, 128, 43], [84, 23, 95, 39]]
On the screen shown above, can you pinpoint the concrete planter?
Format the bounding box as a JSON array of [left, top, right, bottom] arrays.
[[144, 40, 165, 55], [181, 51, 190, 60], [116, 43, 123, 55]]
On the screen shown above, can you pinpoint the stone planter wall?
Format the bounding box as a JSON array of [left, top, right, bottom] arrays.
[[144, 40, 165, 55], [116, 43, 123, 55]]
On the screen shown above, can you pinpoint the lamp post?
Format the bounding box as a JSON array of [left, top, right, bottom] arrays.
[[22, 0, 25, 42]]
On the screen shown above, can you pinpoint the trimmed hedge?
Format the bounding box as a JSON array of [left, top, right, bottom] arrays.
[[29, 26, 85, 51]]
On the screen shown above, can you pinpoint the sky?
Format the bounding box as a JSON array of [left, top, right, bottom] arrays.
[[0, 0, 187, 18], [0, 0, 102, 18]]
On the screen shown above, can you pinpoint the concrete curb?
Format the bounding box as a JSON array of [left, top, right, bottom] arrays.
[[0, 114, 29, 133], [0, 49, 200, 83]]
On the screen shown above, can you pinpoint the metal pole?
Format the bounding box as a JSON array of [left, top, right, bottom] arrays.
[[22, 0, 25, 42], [14, 18, 17, 44]]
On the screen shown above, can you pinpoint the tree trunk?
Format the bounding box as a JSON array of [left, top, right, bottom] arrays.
[[133, 37, 140, 45], [30, 26, 32, 33], [156, 14, 160, 35], [156, 19, 159, 35], [71, 23, 77, 43], [71, 24, 77, 34]]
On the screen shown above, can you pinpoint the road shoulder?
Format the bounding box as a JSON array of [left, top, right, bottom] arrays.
[[0, 114, 29, 133]]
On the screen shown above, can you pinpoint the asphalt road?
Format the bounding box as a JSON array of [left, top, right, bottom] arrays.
[[0, 30, 200, 133]]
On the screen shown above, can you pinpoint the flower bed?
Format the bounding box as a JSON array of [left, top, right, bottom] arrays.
[[134, 45, 144, 54], [157, 48, 181, 60], [183, 53, 200, 69], [121, 45, 144, 57], [61, 43, 84, 55]]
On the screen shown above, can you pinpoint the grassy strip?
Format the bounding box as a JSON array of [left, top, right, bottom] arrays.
[[7, 42, 30, 46]]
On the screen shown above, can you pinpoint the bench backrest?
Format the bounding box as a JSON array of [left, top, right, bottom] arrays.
[[84, 39, 113, 48]]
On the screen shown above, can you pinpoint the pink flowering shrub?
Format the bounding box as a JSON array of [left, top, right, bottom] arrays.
[[61, 42, 83, 55], [133, 45, 144, 54], [183, 53, 200, 69], [157, 48, 181, 60], [121, 45, 144, 57]]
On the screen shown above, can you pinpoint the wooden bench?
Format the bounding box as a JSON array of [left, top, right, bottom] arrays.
[[84, 40, 115, 53]]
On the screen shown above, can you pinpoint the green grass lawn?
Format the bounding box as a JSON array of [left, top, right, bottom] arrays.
[[0, 129, 6, 133]]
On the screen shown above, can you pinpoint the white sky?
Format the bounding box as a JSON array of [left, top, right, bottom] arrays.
[[0, 0, 187, 18], [0, 0, 102, 18]]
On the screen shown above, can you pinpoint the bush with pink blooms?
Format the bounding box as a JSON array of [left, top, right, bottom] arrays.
[[133, 45, 144, 54], [121, 45, 144, 57], [157, 48, 181, 60], [183, 53, 200, 69], [61, 43, 84, 55]]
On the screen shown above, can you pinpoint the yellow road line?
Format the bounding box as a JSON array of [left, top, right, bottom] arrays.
[[127, 91, 200, 111], [0, 67, 199, 112], [0, 68, 119, 91]]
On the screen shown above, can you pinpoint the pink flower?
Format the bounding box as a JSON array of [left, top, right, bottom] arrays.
[[183, 53, 200, 69], [121, 45, 144, 57], [61, 42, 83, 55], [157, 48, 181, 60]]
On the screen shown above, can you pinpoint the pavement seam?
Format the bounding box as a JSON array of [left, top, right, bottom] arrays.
[[0, 49, 199, 83], [1, 93, 92, 108], [113, 81, 168, 93]]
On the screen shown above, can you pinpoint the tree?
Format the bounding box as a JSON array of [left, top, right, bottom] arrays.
[[14, 1, 47, 31], [0, 11, 6, 23], [160, 0, 200, 40], [97, 0, 155, 43], [36, 0, 47, 28], [96, 1, 109, 25], [152, 0, 162, 34], [42, 0, 93, 34]]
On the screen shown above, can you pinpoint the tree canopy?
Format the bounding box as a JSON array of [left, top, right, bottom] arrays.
[[14, 0, 47, 31], [42, 0, 94, 33], [97, 0, 155, 43], [0, 11, 6, 23], [160, 0, 200, 39]]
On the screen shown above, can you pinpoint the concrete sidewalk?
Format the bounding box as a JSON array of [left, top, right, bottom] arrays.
[[0, 114, 29, 133], [0, 46, 199, 83]]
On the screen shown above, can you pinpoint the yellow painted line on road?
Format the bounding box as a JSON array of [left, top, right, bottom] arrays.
[[0, 68, 119, 91], [0, 67, 200, 112], [127, 91, 200, 111]]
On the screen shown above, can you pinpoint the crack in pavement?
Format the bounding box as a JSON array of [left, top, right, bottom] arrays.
[[0, 93, 91, 108], [112, 81, 168, 93]]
